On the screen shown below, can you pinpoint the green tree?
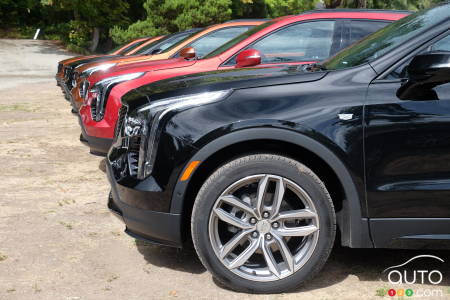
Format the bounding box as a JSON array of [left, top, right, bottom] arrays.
[[323, 0, 442, 9], [111, 0, 232, 45], [231, 0, 268, 19], [0, 0, 42, 27], [45, 0, 129, 51], [264, 0, 318, 17]]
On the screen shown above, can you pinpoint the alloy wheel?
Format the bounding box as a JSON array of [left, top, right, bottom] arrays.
[[208, 174, 320, 282]]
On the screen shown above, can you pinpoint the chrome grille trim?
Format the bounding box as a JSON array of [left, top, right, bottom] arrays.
[[114, 105, 128, 139]]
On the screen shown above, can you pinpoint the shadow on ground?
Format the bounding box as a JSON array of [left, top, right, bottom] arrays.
[[26, 39, 77, 56], [301, 246, 450, 292], [136, 240, 450, 291], [136, 241, 206, 274]]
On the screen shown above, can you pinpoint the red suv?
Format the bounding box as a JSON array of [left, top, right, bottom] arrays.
[[79, 10, 409, 155]]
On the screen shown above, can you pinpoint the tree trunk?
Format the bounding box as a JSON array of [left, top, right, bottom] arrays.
[[355, 0, 367, 8], [325, 0, 343, 8], [90, 27, 100, 53]]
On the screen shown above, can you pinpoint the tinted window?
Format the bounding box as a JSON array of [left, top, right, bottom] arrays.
[[431, 35, 450, 51], [184, 26, 252, 58], [156, 33, 192, 52], [138, 32, 193, 54], [161, 30, 205, 54], [323, 4, 450, 70], [349, 21, 389, 45], [250, 21, 336, 64], [108, 39, 147, 55], [203, 22, 274, 59], [387, 34, 450, 80]]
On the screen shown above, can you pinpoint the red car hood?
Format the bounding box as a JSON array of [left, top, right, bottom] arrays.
[[89, 58, 196, 84]]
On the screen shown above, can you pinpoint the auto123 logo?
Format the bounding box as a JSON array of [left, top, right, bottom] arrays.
[[380, 255, 447, 298]]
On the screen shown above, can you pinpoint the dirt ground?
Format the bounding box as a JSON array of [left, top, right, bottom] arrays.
[[0, 39, 449, 300]]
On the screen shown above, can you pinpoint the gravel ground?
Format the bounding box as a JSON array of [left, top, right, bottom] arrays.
[[0, 39, 449, 300]]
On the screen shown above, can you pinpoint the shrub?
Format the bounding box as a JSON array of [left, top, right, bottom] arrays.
[[110, 19, 167, 45], [68, 20, 91, 49]]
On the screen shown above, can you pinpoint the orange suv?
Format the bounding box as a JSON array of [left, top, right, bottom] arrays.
[[71, 20, 267, 90], [56, 37, 153, 89]]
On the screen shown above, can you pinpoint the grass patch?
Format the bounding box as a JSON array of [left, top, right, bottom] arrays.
[[107, 275, 118, 283], [0, 104, 38, 112], [32, 283, 41, 293], [59, 221, 73, 230], [0, 254, 7, 261], [58, 198, 76, 207], [6, 288, 15, 293]]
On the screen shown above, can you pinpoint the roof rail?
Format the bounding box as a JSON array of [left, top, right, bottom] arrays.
[[300, 8, 412, 15], [224, 18, 271, 23]]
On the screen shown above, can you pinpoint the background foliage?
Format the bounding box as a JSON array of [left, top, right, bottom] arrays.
[[0, 0, 443, 53]]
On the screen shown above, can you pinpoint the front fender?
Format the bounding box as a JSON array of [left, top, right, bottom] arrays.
[[170, 126, 372, 248]]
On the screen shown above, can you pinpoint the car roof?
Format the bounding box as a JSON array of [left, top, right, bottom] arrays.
[[225, 19, 272, 23], [301, 8, 412, 15], [212, 8, 409, 62], [268, 9, 411, 27]]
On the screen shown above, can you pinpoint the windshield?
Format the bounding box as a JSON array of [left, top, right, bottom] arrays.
[[134, 31, 194, 54], [108, 39, 147, 55], [322, 4, 450, 70], [203, 21, 274, 59], [160, 30, 204, 53]]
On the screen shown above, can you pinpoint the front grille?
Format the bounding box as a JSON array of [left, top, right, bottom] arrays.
[[65, 67, 74, 89], [109, 105, 145, 179], [128, 151, 139, 176], [127, 137, 141, 177], [91, 95, 98, 120], [79, 80, 89, 99], [114, 105, 128, 139]]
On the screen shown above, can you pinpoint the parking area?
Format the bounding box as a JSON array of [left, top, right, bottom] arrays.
[[0, 39, 449, 300]]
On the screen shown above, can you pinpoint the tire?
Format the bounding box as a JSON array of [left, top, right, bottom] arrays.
[[191, 154, 336, 293]]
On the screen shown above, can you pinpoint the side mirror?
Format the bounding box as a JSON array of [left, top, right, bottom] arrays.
[[180, 47, 196, 59], [236, 49, 262, 68], [397, 52, 450, 100], [408, 52, 450, 82]]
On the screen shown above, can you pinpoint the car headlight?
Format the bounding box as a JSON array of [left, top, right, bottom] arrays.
[[134, 90, 232, 179], [89, 72, 145, 121], [82, 63, 117, 78]]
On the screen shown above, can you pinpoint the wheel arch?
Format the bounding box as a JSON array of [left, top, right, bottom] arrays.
[[170, 128, 373, 248]]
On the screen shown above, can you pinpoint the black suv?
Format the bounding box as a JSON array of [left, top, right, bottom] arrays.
[[107, 3, 450, 293]]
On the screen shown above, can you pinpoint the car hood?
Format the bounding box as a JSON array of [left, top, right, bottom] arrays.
[[67, 55, 122, 69], [89, 58, 196, 84], [123, 65, 327, 111], [74, 54, 164, 74], [60, 55, 104, 65]]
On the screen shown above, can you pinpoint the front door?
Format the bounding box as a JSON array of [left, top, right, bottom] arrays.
[[364, 34, 450, 247]]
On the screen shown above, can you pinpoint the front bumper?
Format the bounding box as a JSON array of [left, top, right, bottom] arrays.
[[62, 81, 72, 103], [78, 115, 112, 156], [56, 75, 62, 87], [56, 75, 70, 100], [106, 159, 183, 247]]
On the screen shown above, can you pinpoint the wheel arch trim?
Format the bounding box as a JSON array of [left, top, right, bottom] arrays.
[[170, 127, 372, 248]]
